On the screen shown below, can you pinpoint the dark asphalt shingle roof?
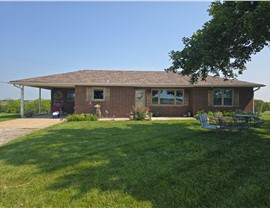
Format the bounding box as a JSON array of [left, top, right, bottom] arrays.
[[9, 69, 265, 88]]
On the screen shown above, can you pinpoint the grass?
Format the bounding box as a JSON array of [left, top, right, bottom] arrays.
[[1, 116, 270, 207], [0, 113, 20, 122]]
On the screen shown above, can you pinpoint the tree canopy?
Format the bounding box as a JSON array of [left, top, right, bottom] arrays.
[[166, 1, 270, 83]]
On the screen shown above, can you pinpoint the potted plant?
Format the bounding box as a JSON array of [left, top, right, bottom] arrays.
[[94, 104, 101, 117]]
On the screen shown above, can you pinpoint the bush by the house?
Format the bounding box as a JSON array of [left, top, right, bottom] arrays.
[[132, 106, 151, 121], [66, 113, 99, 122], [195, 110, 223, 120], [222, 110, 233, 117], [194, 110, 206, 119]]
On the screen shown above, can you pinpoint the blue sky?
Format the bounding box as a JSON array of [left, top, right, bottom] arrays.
[[0, 2, 269, 101]]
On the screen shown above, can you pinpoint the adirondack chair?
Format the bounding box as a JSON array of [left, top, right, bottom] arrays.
[[199, 114, 220, 130]]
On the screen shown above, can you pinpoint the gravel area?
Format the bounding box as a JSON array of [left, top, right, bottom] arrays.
[[0, 118, 63, 146], [0, 128, 36, 145]]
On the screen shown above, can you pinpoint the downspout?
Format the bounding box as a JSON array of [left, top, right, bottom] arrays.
[[253, 87, 261, 92], [253, 87, 261, 113], [13, 84, 24, 118]]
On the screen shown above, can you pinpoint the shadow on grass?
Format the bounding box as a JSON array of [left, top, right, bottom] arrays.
[[1, 119, 270, 207]]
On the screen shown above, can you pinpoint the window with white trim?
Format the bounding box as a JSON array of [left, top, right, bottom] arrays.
[[93, 88, 105, 101], [213, 89, 233, 106], [151, 89, 184, 105]]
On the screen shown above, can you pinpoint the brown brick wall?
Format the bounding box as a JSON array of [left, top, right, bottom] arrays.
[[75, 86, 135, 117], [74, 86, 88, 114], [71, 86, 254, 117], [238, 87, 254, 112], [190, 88, 209, 114], [74, 86, 192, 117], [191, 87, 254, 114]]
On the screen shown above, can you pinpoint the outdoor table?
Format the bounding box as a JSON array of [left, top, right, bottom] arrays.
[[234, 114, 259, 124]]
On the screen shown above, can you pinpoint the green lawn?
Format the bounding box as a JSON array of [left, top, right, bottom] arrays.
[[0, 113, 20, 122], [1, 117, 270, 207]]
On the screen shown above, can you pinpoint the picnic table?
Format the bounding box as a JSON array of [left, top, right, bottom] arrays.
[[234, 114, 258, 122], [233, 113, 264, 128]]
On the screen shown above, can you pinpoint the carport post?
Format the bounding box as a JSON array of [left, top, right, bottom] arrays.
[[39, 88, 42, 114], [13, 84, 25, 118], [20, 85, 24, 118]]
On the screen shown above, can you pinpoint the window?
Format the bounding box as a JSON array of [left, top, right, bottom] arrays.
[[151, 89, 184, 105], [67, 91, 75, 102], [93, 88, 104, 101], [176, 90, 184, 104], [160, 90, 175, 105], [213, 89, 233, 106]]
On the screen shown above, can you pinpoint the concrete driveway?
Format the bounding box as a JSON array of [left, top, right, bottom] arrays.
[[0, 118, 64, 145]]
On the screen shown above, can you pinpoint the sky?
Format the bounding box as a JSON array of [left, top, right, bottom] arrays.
[[0, 2, 269, 101]]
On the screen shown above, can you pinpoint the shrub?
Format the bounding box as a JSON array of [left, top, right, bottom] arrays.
[[195, 110, 223, 120], [194, 110, 206, 119], [5, 100, 20, 113], [132, 106, 151, 121], [89, 114, 99, 121], [207, 111, 214, 120], [66, 114, 99, 122], [223, 110, 233, 117], [133, 106, 146, 120]]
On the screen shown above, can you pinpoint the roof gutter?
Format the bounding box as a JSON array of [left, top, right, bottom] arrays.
[[9, 81, 265, 88], [253, 87, 261, 92], [13, 84, 23, 89]]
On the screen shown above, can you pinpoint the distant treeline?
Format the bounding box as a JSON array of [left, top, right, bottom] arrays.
[[0, 99, 51, 114], [254, 100, 270, 113]]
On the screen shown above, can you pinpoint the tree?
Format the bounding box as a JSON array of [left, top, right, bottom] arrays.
[[262, 102, 270, 112], [254, 99, 264, 113], [4, 100, 20, 113], [166, 1, 270, 83], [254, 100, 270, 113], [0, 99, 51, 114], [25, 99, 51, 114], [0, 103, 6, 113]]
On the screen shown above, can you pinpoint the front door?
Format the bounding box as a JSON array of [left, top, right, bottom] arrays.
[[135, 90, 145, 108]]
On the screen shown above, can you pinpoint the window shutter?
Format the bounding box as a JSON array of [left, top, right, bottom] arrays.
[[184, 90, 189, 106], [208, 90, 213, 106], [234, 90, 239, 107], [105, 88, 110, 101], [86, 87, 92, 101], [146, 91, 151, 106]]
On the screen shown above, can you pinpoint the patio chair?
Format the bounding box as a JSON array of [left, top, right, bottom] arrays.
[[199, 114, 220, 131]]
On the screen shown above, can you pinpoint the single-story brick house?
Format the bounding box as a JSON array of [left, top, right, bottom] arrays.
[[10, 70, 265, 117]]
